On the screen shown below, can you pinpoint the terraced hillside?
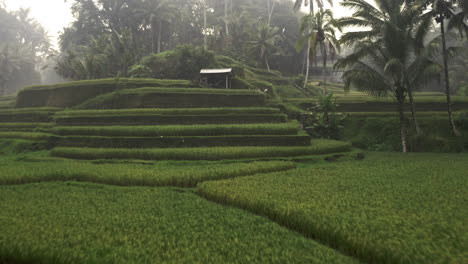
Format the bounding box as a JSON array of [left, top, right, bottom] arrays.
[[1, 78, 352, 160]]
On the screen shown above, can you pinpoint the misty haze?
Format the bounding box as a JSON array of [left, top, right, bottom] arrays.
[[0, 0, 467, 263]]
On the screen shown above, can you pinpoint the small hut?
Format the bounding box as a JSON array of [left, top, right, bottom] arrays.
[[199, 68, 233, 89]]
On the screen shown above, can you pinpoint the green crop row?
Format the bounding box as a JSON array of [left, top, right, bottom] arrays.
[[120, 87, 261, 95], [0, 95, 15, 102], [0, 100, 14, 109], [54, 107, 280, 117], [287, 95, 468, 103], [0, 132, 52, 141], [0, 182, 356, 264], [50, 139, 352, 160], [75, 89, 265, 109], [54, 113, 287, 126], [50, 123, 298, 137], [54, 135, 311, 148], [0, 160, 295, 187], [197, 152, 468, 264], [0, 123, 54, 131], [16, 78, 195, 108], [0, 108, 61, 122]]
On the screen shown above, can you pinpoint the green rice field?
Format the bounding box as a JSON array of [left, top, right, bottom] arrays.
[[198, 152, 468, 264], [0, 182, 357, 264]]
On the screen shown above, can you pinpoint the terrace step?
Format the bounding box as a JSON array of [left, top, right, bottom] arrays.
[[0, 108, 61, 122], [76, 87, 266, 109], [54, 114, 287, 126], [53, 135, 311, 148], [50, 122, 299, 137], [0, 123, 54, 132], [50, 140, 352, 161]]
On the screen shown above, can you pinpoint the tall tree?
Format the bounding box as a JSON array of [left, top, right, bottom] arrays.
[[408, 0, 468, 135], [247, 23, 282, 71], [294, 0, 333, 88], [135, 0, 174, 54], [0, 6, 51, 95], [297, 8, 340, 93], [336, 0, 438, 152]]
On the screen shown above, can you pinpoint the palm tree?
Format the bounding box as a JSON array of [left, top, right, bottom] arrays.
[[0, 46, 20, 96], [135, 0, 174, 54], [247, 23, 281, 72], [294, 0, 333, 88], [336, 0, 438, 152], [407, 0, 468, 135], [297, 9, 340, 93]]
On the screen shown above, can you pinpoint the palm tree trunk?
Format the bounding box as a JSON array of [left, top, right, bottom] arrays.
[[302, 1, 314, 89], [0, 80, 5, 96], [304, 39, 310, 89], [224, 0, 229, 39], [322, 42, 327, 94], [440, 19, 461, 136], [407, 89, 422, 134], [398, 98, 408, 153], [157, 19, 162, 54], [265, 57, 271, 72], [203, 0, 207, 50], [151, 23, 156, 54]]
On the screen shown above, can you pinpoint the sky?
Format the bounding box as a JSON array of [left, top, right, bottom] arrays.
[[4, 0, 359, 48]]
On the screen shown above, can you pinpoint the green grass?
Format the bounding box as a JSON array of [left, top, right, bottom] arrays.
[[197, 152, 468, 264], [55, 107, 280, 117], [50, 123, 298, 137], [50, 139, 352, 160], [0, 160, 295, 187], [0, 182, 357, 264], [0, 132, 52, 141]]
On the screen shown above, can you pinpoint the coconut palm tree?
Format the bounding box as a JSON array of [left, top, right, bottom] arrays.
[[336, 0, 438, 152], [135, 0, 174, 54], [246, 23, 282, 72], [407, 0, 468, 135], [297, 9, 340, 93], [294, 0, 333, 88]]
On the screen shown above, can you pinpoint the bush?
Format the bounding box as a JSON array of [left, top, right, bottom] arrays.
[[300, 93, 346, 140], [136, 45, 216, 81], [455, 111, 468, 130], [231, 77, 254, 90]]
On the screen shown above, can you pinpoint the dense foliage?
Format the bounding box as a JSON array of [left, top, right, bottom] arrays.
[[0, 7, 51, 95]]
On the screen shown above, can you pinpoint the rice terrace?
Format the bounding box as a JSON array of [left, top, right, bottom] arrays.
[[0, 0, 467, 263]]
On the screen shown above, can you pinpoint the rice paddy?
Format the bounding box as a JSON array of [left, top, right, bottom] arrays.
[[197, 152, 468, 264]]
